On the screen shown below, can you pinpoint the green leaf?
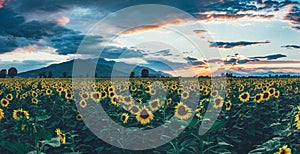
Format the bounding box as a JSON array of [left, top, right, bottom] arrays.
[[210, 121, 226, 131], [0, 141, 29, 153], [36, 115, 51, 121], [36, 129, 52, 140], [43, 137, 61, 147]]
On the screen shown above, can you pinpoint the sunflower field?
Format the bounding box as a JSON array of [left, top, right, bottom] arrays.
[[0, 77, 299, 154]]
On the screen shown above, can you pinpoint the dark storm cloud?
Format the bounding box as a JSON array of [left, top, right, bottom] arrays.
[[185, 56, 207, 65], [209, 40, 270, 49], [153, 49, 173, 56], [281, 45, 300, 49], [0, 8, 76, 53], [252, 54, 287, 60]]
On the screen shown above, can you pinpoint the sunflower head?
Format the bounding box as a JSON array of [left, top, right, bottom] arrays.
[[1, 98, 9, 107], [120, 113, 129, 124], [136, 106, 154, 125], [149, 99, 160, 111], [175, 102, 192, 120], [254, 93, 263, 103], [239, 92, 250, 102], [213, 96, 224, 109]]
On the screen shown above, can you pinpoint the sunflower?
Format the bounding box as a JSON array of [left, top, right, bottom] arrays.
[[274, 90, 280, 99], [110, 96, 120, 106], [80, 92, 89, 100], [180, 91, 189, 99], [177, 88, 183, 94], [196, 106, 205, 113], [0, 108, 4, 120], [13, 108, 30, 120], [120, 113, 129, 124], [274, 145, 292, 154], [76, 114, 83, 121], [262, 91, 271, 101], [213, 96, 224, 109], [31, 91, 38, 97], [150, 89, 156, 95], [225, 101, 232, 111], [238, 85, 244, 92], [108, 91, 116, 98], [210, 90, 218, 97], [268, 88, 276, 95], [55, 128, 66, 144], [129, 105, 140, 115], [136, 106, 154, 125], [130, 86, 137, 92], [175, 102, 192, 120], [254, 93, 263, 103], [90, 92, 101, 102], [239, 92, 250, 102], [122, 96, 133, 105], [203, 90, 209, 96], [149, 99, 160, 111], [167, 98, 172, 105], [1, 98, 9, 107], [101, 91, 107, 99], [46, 89, 52, 95], [79, 99, 87, 108], [65, 92, 73, 100], [32, 98, 38, 104], [6, 94, 13, 101]]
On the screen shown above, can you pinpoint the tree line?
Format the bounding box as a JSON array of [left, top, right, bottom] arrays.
[[0, 67, 18, 78]]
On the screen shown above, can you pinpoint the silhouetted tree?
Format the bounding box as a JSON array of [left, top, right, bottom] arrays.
[[39, 73, 43, 78], [130, 71, 135, 78], [8, 67, 17, 78], [63, 72, 67, 78], [141, 69, 149, 78], [0, 69, 7, 78], [48, 71, 53, 78], [95, 73, 98, 78]]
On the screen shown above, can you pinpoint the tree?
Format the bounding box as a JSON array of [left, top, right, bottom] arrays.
[[63, 72, 67, 78], [130, 71, 135, 78], [48, 71, 53, 78], [141, 69, 149, 78], [0, 69, 7, 78], [39, 73, 43, 78], [8, 67, 17, 78]]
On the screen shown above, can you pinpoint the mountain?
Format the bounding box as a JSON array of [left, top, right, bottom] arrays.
[[18, 58, 171, 78]]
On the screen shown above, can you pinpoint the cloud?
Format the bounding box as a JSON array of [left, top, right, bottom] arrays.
[[284, 4, 300, 26], [56, 16, 70, 26], [193, 30, 207, 34], [209, 40, 270, 49], [252, 54, 287, 60], [0, 0, 8, 8], [281, 45, 300, 49]]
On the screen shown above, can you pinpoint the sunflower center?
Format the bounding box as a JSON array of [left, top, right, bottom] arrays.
[[178, 106, 188, 116], [215, 99, 221, 105], [140, 109, 149, 119], [263, 93, 269, 98], [255, 95, 261, 100], [93, 93, 100, 99], [241, 94, 248, 99], [151, 101, 158, 108]]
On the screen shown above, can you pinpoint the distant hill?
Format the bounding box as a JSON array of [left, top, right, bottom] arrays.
[[18, 58, 171, 78]]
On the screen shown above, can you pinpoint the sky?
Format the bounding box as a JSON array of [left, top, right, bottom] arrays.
[[0, 0, 299, 76]]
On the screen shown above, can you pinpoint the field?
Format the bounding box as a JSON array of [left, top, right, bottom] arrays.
[[0, 77, 299, 154]]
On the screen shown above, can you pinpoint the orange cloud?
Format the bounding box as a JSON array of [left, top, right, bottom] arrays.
[[122, 18, 188, 34], [56, 16, 70, 26], [197, 13, 274, 22], [0, 0, 8, 8]]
